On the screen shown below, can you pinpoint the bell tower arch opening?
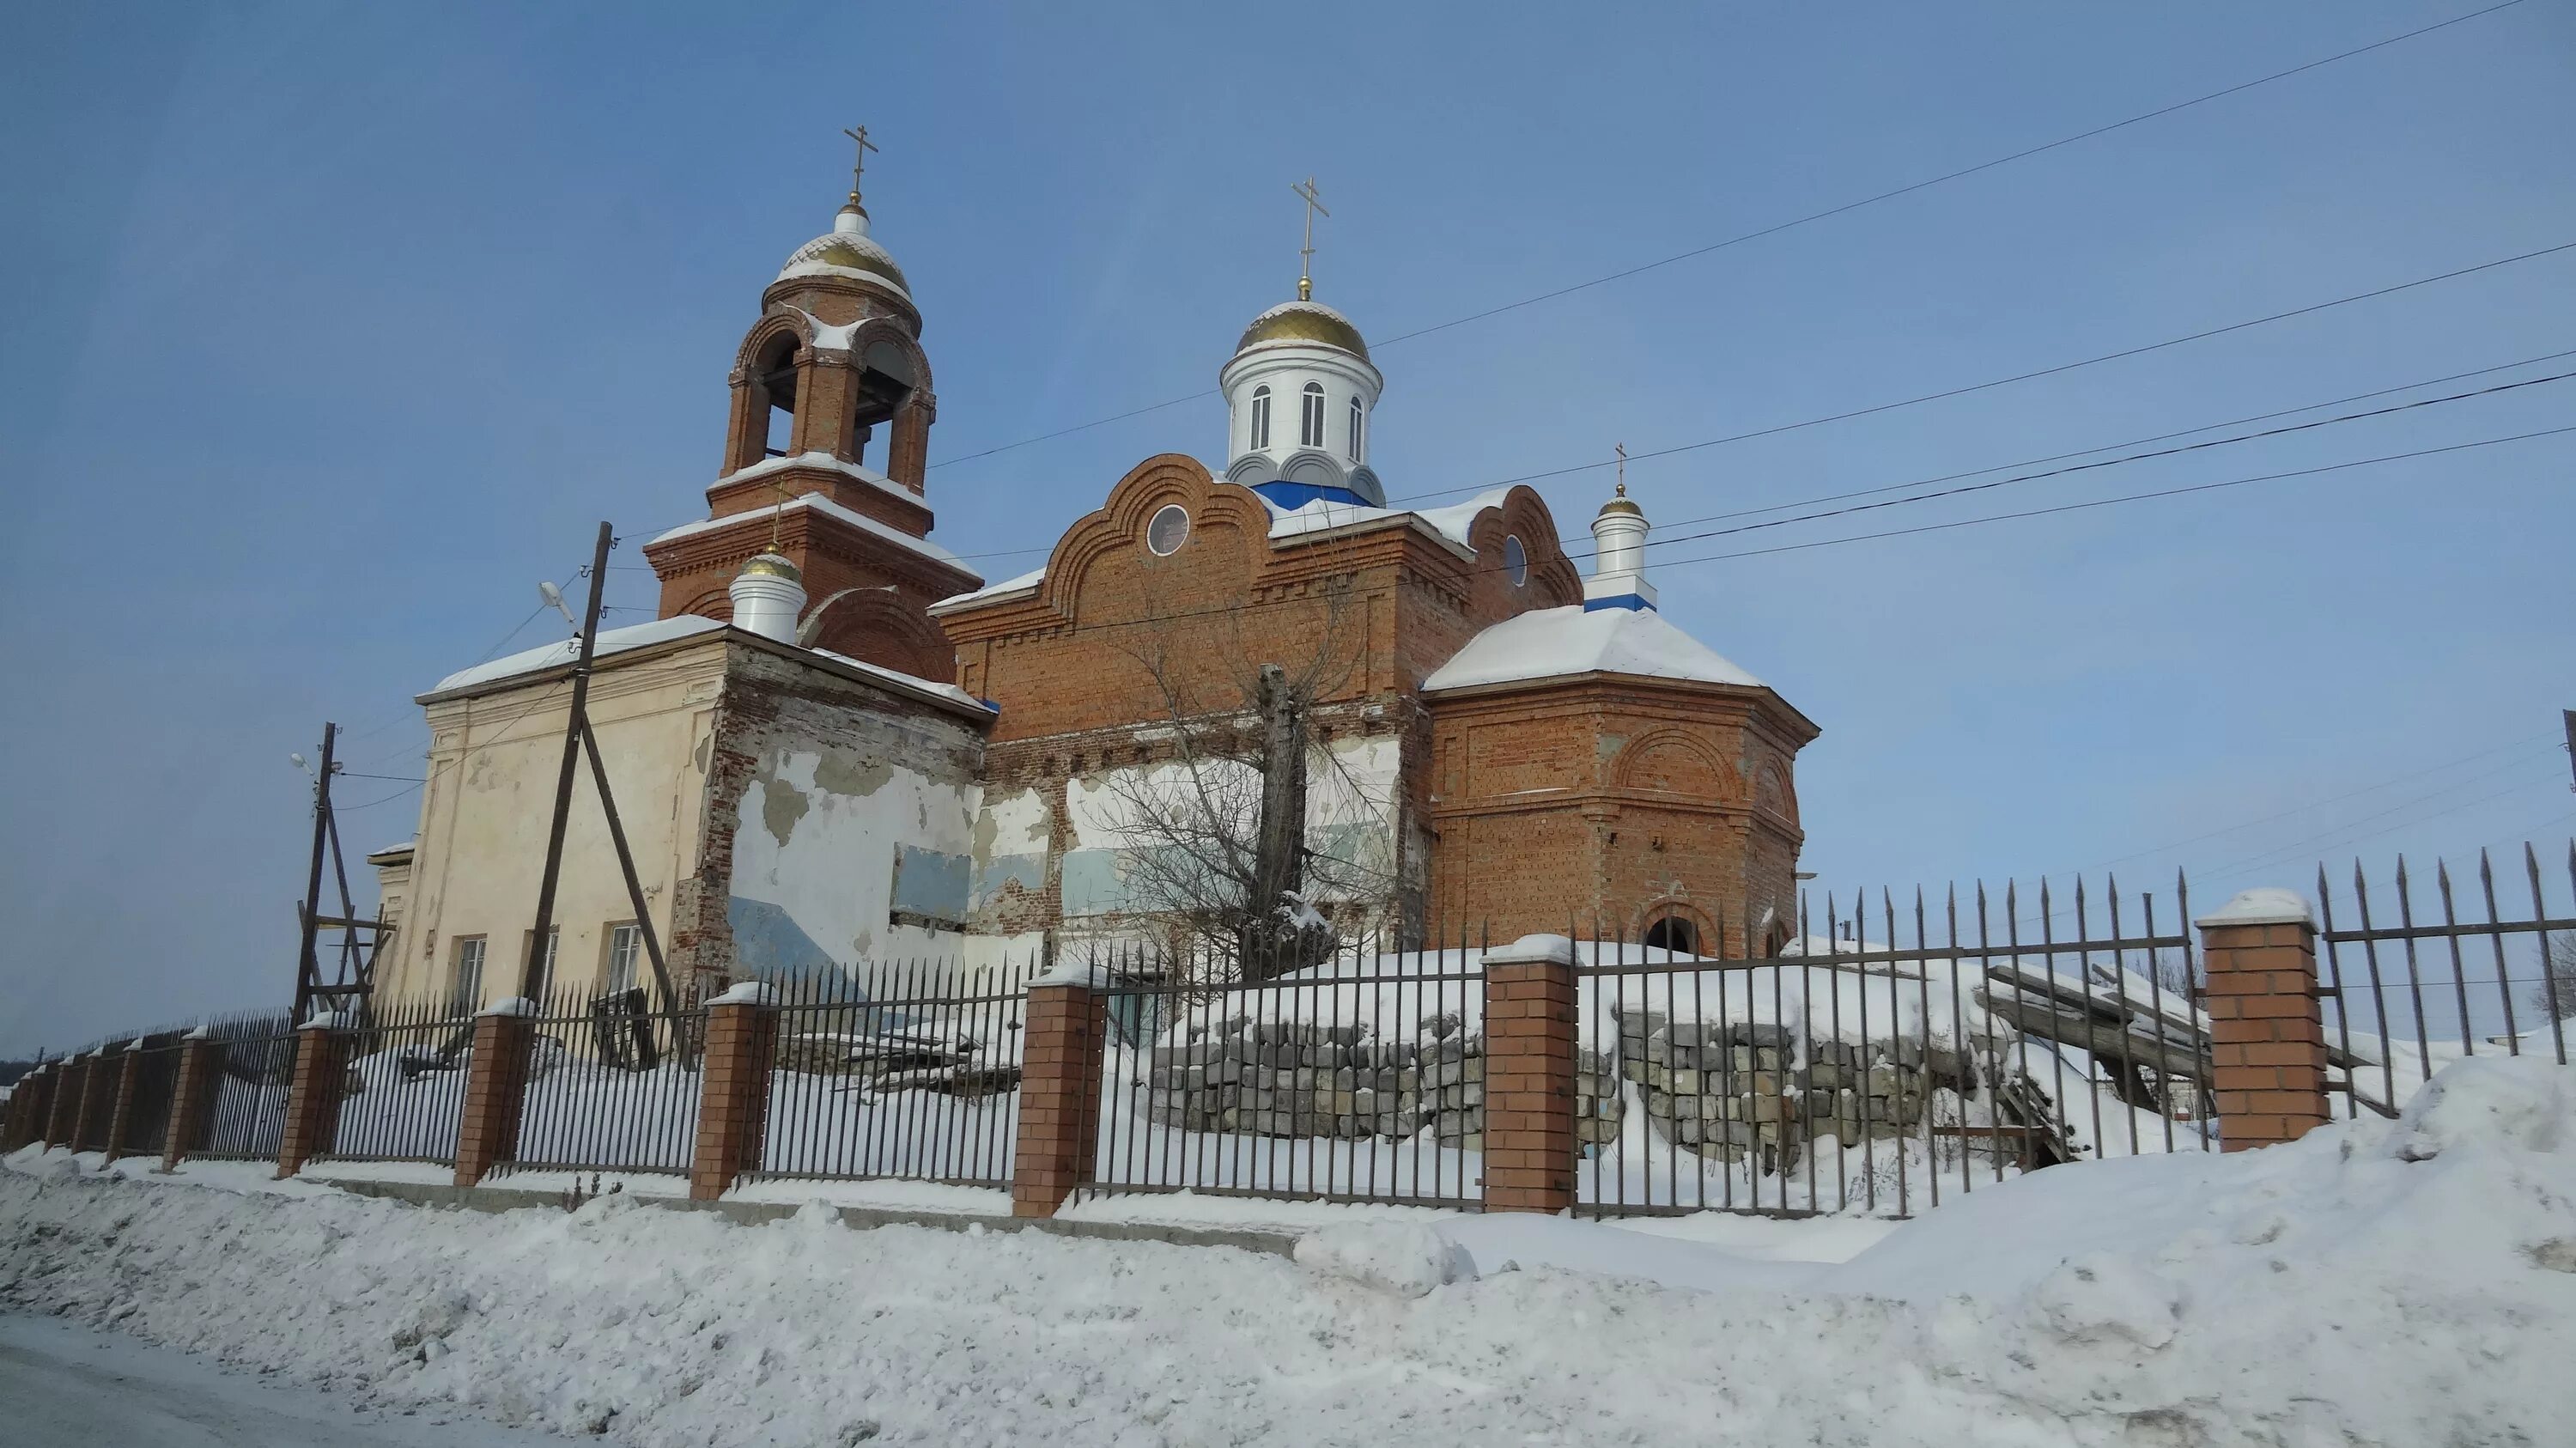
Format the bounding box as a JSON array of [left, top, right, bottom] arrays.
[[755, 333, 800, 459]]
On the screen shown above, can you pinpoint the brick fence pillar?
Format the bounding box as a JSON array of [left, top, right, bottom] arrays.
[[101, 1042, 147, 1165], [161, 1031, 228, 1171], [74, 1047, 123, 1153], [3, 1065, 48, 1152], [2196, 888, 2330, 1152], [1481, 934, 1579, 1213], [276, 1019, 352, 1178], [46, 1056, 86, 1147], [452, 1001, 538, 1187], [1012, 975, 1105, 1218], [690, 983, 778, 1201]]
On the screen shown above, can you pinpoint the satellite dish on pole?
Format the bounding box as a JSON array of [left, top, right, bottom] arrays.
[[538, 580, 580, 633]]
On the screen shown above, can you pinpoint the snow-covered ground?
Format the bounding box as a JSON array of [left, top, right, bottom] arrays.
[[5, 1056, 2574, 1445]]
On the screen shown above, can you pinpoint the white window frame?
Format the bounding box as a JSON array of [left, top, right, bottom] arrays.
[[1249, 386, 1272, 450], [1300, 382, 1325, 447], [451, 936, 486, 1013], [605, 922, 641, 996], [1347, 397, 1363, 460]]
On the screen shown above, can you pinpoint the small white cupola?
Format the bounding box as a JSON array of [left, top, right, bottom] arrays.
[[1218, 179, 1385, 508], [729, 551, 808, 644], [1583, 483, 1657, 612]]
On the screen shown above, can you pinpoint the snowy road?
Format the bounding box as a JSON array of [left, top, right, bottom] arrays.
[[0, 1312, 566, 1447]]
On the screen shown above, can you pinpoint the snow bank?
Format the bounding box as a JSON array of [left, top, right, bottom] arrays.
[[4, 1057, 2572, 1446]]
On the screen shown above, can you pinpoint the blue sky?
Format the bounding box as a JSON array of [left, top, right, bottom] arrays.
[[3, 2, 2571, 1055]]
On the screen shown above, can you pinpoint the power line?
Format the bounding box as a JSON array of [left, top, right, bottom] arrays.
[[940, 423, 2576, 643], [923, 2, 2534, 472], [1624, 367, 2576, 557], [1382, 237, 2576, 507], [1649, 423, 2576, 574]]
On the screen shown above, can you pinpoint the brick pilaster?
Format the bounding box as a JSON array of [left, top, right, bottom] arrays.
[[452, 1005, 537, 1187], [101, 1044, 146, 1164], [2197, 890, 2330, 1152], [276, 1023, 350, 1178], [2, 1065, 49, 1152], [1012, 977, 1104, 1218], [74, 1047, 122, 1153], [690, 988, 778, 1200], [1481, 934, 1579, 1213], [161, 1035, 228, 1171], [45, 1057, 85, 1147]]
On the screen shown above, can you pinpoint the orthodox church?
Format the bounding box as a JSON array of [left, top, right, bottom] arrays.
[[370, 153, 1817, 1006]]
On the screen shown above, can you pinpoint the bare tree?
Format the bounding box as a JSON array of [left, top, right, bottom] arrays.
[[1085, 567, 1399, 985], [2151, 948, 2202, 1003], [2529, 934, 2576, 1023]]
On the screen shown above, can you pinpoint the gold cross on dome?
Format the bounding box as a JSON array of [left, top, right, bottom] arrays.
[[1615, 443, 1627, 496], [841, 125, 879, 205], [1292, 176, 1329, 301]]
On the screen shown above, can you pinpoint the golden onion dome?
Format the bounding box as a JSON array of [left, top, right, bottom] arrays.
[[1597, 481, 1643, 519], [776, 208, 909, 294], [738, 551, 803, 582], [1235, 301, 1370, 362]]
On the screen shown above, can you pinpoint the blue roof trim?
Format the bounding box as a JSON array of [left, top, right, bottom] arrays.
[[1583, 593, 1655, 613], [1250, 479, 1373, 511]]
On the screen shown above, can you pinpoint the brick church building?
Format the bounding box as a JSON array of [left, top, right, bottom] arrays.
[[374, 155, 1817, 1007]]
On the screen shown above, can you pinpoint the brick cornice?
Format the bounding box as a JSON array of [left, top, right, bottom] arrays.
[[643, 507, 978, 596]]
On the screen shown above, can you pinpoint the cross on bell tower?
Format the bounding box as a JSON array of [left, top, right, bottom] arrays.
[[1292, 176, 1328, 302]]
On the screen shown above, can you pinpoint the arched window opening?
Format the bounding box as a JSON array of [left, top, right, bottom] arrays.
[[1347, 397, 1364, 460], [1643, 915, 1698, 957], [1250, 386, 1272, 450], [756, 335, 801, 459], [1299, 381, 1325, 447], [848, 339, 916, 468]]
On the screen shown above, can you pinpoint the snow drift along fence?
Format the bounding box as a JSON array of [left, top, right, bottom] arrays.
[[753, 960, 1031, 1189], [2314, 843, 2575, 1120], [1580, 877, 2208, 1222], [489, 989, 705, 1179], [1078, 928, 1493, 1209]]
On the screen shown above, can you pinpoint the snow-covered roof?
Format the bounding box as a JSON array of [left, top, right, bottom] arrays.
[[807, 648, 994, 715], [1263, 486, 1510, 552], [431, 615, 726, 695], [929, 563, 1047, 614], [651, 492, 978, 581], [927, 486, 1526, 616], [709, 450, 927, 514], [425, 614, 991, 719], [1423, 605, 1765, 692]]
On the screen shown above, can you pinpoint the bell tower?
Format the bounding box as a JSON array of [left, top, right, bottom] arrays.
[[644, 130, 981, 683]]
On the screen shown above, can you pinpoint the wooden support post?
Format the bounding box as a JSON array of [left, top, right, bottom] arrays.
[[1481, 934, 1578, 1214], [2197, 889, 2330, 1152], [690, 984, 779, 1200], [276, 1020, 350, 1178], [452, 1002, 538, 1187], [1012, 975, 1105, 1218], [162, 1032, 228, 1171]]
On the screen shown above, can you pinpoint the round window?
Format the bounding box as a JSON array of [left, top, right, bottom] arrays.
[[1146, 503, 1190, 556], [1503, 534, 1528, 587]]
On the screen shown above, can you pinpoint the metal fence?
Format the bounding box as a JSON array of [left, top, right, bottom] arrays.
[[491, 988, 704, 1178], [2316, 842, 2575, 1119], [198, 1011, 297, 1161], [755, 960, 1031, 1189], [1078, 927, 1492, 1209], [114, 1032, 187, 1159], [319, 995, 473, 1165], [1577, 876, 2209, 1220]]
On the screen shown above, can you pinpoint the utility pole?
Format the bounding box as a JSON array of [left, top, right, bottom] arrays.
[[519, 520, 680, 1010], [1243, 663, 1309, 982], [291, 721, 339, 1025], [2563, 709, 2575, 794], [523, 523, 613, 1000]]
